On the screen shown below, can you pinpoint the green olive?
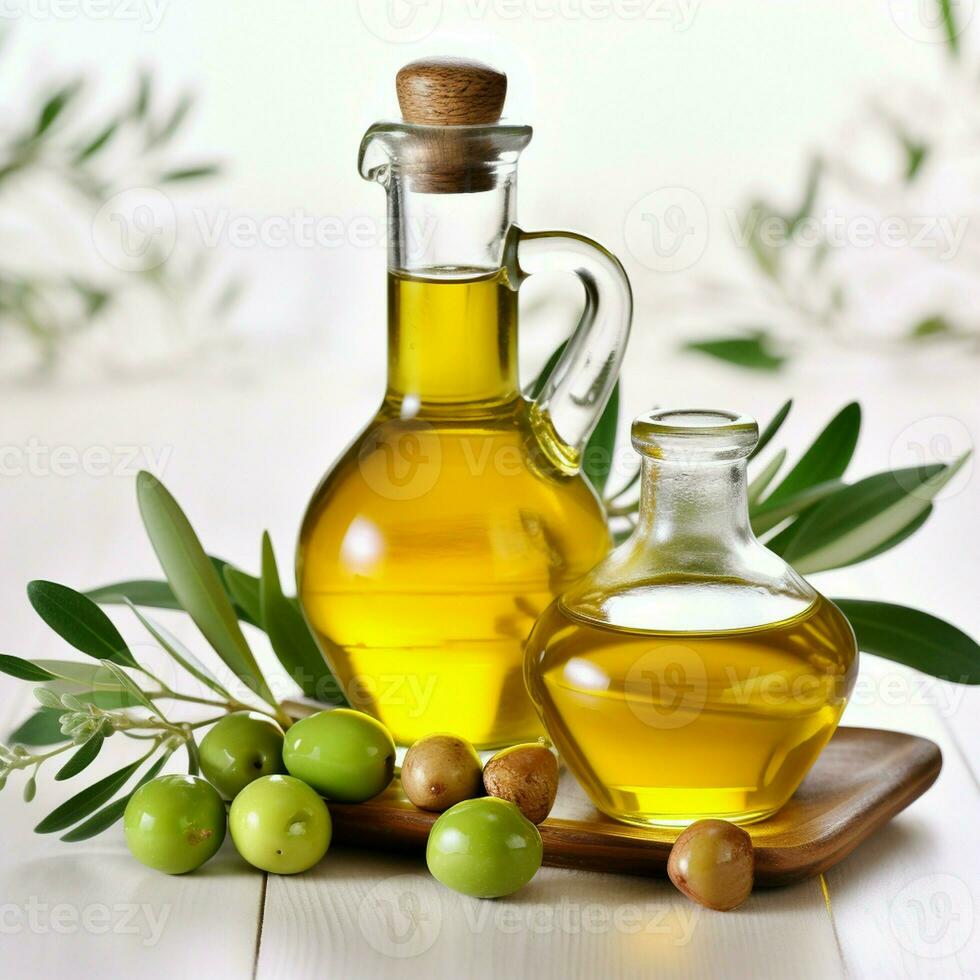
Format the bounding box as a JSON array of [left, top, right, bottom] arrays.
[[667, 819, 754, 911], [199, 712, 285, 799], [426, 797, 543, 898], [282, 708, 395, 803], [124, 774, 226, 875], [401, 733, 483, 811], [229, 774, 331, 874]]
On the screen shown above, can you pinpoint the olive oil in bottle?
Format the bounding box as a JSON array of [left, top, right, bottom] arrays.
[[526, 589, 856, 826], [298, 271, 610, 748], [524, 410, 859, 826]]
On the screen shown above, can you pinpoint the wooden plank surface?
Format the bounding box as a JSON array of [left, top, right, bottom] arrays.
[[256, 849, 842, 980]]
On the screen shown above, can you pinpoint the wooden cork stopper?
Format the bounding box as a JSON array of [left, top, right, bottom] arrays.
[[394, 58, 507, 192], [396, 58, 507, 126]]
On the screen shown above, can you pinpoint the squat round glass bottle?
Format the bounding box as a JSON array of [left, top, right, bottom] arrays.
[[525, 410, 859, 826]]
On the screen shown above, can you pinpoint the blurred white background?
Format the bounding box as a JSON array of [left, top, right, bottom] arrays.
[[3, 0, 978, 382]]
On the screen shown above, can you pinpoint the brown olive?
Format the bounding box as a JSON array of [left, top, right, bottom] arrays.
[[401, 734, 483, 811], [667, 819, 754, 911], [483, 743, 558, 824]]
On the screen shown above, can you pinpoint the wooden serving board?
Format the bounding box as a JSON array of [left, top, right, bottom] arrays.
[[327, 726, 941, 886]]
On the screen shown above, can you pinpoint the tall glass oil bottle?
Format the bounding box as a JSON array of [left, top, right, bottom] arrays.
[[297, 59, 632, 748], [525, 410, 859, 825]]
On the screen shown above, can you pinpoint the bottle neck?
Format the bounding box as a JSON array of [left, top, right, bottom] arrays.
[[384, 169, 520, 411], [386, 268, 519, 409], [637, 456, 753, 553]]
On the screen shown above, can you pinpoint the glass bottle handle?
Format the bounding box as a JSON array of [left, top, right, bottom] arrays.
[[505, 225, 633, 473]]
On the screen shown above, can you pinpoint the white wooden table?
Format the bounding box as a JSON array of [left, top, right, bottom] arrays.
[[1, 341, 977, 979]]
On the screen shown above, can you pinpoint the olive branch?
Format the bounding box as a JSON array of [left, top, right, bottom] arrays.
[[0, 42, 239, 375]]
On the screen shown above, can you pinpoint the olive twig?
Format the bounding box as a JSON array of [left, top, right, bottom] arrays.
[[148, 690, 283, 722], [0, 739, 76, 779]]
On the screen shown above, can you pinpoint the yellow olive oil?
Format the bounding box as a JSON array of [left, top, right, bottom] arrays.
[[525, 591, 858, 825], [297, 270, 610, 748]]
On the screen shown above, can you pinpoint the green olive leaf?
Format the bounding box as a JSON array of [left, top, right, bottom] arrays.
[[98, 660, 166, 720], [939, 0, 960, 56], [87, 556, 258, 626], [770, 454, 969, 572], [834, 599, 979, 683], [260, 532, 346, 706], [582, 382, 619, 496], [750, 479, 844, 535], [749, 399, 792, 461], [683, 333, 786, 372], [130, 70, 151, 119], [145, 91, 193, 149], [223, 565, 263, 627], [31, 659, 128, 689], [8, 707, 68, 746], [31, 660, 143, 709], [747, 448, 786, 506], [35, 755, 145, 833], [29, 664, 137, 710], [124, 600, 232, 700], [761, 402, 860, 507], [72, 118, 119, 163], [55, 730, 106, 781], [159, 163, 221, 182], [34, 80, 82, 138], [0, 655, 59, 683], [135, 471, 275, 706], [86, 578, 182, 610], [27, 581, 140, 670]]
